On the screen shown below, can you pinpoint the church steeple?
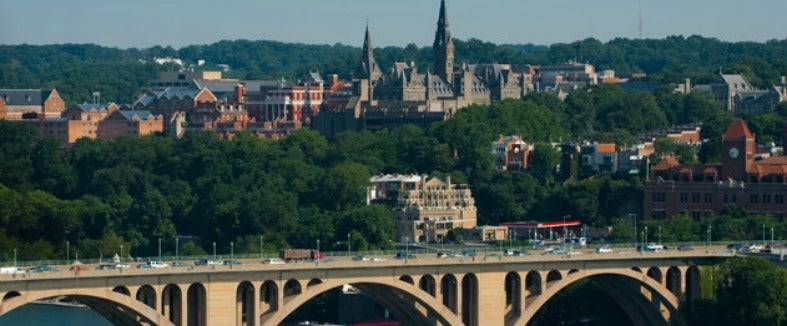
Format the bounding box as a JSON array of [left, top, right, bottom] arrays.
[[356, 23, 382, 81], [433, 0, 454, 83]]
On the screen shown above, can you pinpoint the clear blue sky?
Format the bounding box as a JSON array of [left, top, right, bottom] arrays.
[[1, 0, 785, 49]]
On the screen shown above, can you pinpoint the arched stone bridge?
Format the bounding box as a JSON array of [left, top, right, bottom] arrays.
[[0, 251, 731, 325]]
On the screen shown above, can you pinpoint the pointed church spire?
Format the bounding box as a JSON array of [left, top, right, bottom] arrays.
[[438, 0, 448, 27], [433, 0, 454, 83], [356, 23, 382, 81]]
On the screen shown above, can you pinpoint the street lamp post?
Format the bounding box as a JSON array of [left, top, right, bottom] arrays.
[[630, 214, 637, 250], [158, 237, 162, 262], [317, 239, 320, 255], [212, 242, 216, 261], [658, 226, 662, 244], [347, 233, 351, 256], [175, 237, 179, 263], [772, 226, 775, 246], [644, 226, 648, 244], [230, 241, 234, 262], [706, 225, 712, 247], [66, 240, 70, 264], [260, 235, 264, 259], [762, 225, 766, 245], [120, 244, 123, 264], [13, 248, 17, 267]]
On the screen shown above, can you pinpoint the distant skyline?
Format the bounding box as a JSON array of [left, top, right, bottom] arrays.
[[1, 0, 785, 49]]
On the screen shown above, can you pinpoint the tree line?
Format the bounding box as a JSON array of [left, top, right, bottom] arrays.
[[2, 36, 787, 103]]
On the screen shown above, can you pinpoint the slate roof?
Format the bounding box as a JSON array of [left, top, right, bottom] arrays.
[[119, 110, 156, 120], [721, 74, 752, 91], [0, 89, 48, 106], [75, 103, 109, 112]]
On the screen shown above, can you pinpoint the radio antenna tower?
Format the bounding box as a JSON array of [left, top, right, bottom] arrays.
[[638, 3, 643, 39]]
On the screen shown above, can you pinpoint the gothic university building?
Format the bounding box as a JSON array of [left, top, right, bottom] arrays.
[[312, 0, 530, 138], [644, 120, 787, 221]]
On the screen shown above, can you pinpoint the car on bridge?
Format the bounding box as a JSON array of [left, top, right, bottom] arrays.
[[193, 259, 221, 266], [394, 252, 416, 260], [597, 246, 613, 253], [223, 259, 242, 266], [262, 258, 286, 264], [28, 265, 59, 273]]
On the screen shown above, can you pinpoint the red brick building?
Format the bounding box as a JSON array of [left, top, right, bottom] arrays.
[[644, 120, 787, 221], [98, 110, 164, 140], [0, 89, 65, 120]]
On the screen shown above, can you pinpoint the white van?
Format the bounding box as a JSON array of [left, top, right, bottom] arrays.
[[0, 267, 23, 274]]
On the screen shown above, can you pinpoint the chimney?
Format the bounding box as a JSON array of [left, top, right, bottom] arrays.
[[235, 84, 245, 106], [330, 74, 339, 87]]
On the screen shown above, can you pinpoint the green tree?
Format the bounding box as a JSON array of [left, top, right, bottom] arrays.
[[713, 257, 787, 326]]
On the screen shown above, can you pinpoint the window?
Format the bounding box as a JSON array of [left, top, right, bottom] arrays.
[[652, 210, 666, 220], [680, 193, 688, 203], [692, 193, 700, 203], [704, 193, 713, 203], [750, 194, 759, 204], [651, 193, 666, 203], [691, 211, 702, 222], [763, 194, 771, 204], [776, 194, 785, 204]]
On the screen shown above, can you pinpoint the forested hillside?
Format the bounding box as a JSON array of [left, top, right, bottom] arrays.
[[2, 36, 786, 103]]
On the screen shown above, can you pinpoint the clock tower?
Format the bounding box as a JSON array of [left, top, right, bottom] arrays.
[[721, 119, 755, 181]]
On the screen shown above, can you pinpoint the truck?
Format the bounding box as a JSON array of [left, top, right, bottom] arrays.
[[279, 249, 323, 261]]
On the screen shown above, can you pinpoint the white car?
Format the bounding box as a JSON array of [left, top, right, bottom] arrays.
[[597, 246, 613, 254], [263, 258, 286, 265]]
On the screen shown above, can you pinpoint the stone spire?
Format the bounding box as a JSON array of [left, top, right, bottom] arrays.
[[356, 23, 382, 81], [433, 0, 454, 83]]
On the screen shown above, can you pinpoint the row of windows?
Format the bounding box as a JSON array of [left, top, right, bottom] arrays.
[[654, 192, 785, 205], [652, 210, 785, 222]]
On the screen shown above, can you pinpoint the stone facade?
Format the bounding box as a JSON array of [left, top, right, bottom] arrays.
[[392, 175, 477, 243]]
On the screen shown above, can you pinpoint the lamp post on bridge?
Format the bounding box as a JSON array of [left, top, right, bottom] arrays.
[[347, 233, 351, 256], [213, 242, 217, 262], [706, 225, 712, 248], [175, 237, 179, 263], [762, 224, 766, 245], [644, 226, 648, 244], [657, 226, 662, 244], [66, 240, 70, 264], [158, 237, 162, 262], [230, 241, 234, 263], [260, 235, 265, 259], [629, 213, 637, 250]]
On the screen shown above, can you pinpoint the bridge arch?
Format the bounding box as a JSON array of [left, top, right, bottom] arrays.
[[113, 285, 130, 296], [187, 283, 207, 326], [261, 277, 464, 326], [2, 291, 20, 302], [441, 274, 458, 313], [0, 288, 175, 326], [236, 281, 255, 326], [136, 284, 157, 309], [419, 274, 436, 297], [517, 268, 686, 326], [161, 284, 182, 325], [259, 280, 279, 318], [647, 266, 663, 283], [461, 273, 479, 326]]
